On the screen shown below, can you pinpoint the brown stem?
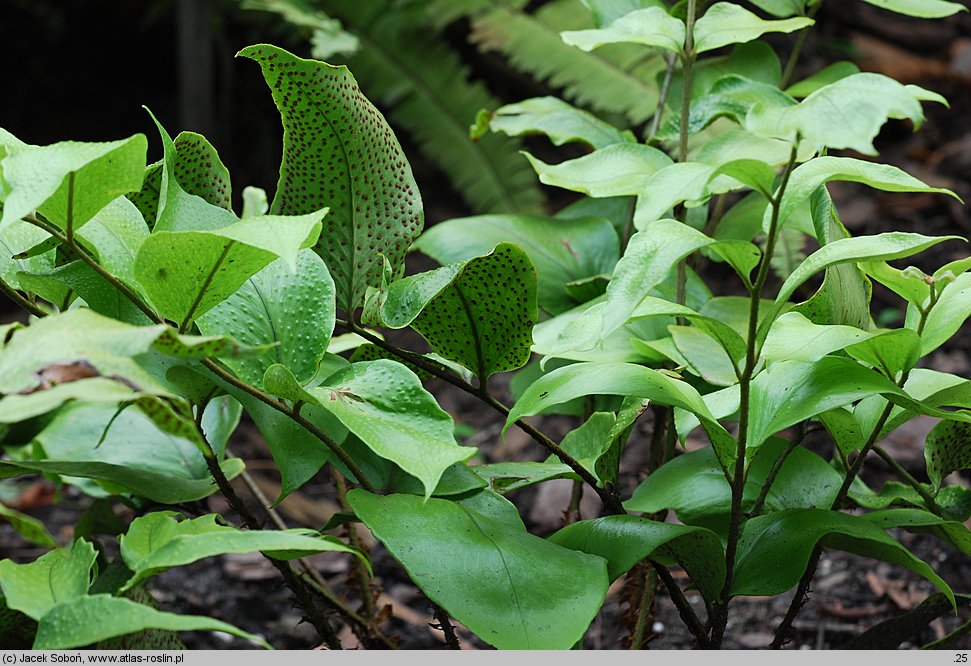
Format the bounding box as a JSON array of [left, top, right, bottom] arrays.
[[0, 277, 48, 318], [344, 320, 626, 514], [654, 562, 710, 648], [872, 445, 942, 516], [432, 604, 461, 650], [198, 428, 342, 648], [629, 562, 658, 649]]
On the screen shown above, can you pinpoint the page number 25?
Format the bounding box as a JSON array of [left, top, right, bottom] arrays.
[[956, 654, 968, 663]]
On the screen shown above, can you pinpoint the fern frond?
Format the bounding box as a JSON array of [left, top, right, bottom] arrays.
[[434, 0, 666, 125], [324, 1, 544, 214], [245, 0, 545, 214]]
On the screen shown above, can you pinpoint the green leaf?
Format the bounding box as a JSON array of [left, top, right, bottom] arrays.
[[748, 73, 936, 155], [0, 309, 264, 396], [761, 312, 879, 364], [775, 158, 958, 235], [33, 595, 271, 650], [560, 6, 686, 53], [0, 540, 97, 620], [784, 61, 860, 98], [625, 439, 842, 530], [413, 213, 619, 315], [792, 187, 872, 328], [843, 592, 971, 649], [75, 197, 150, 291], [670, 325, 739, 385], [745, 0, 807, 17], [197, 250, 335, 387], [731, 509, 954, 604], [263, 361, 474, 498], [693, 2, 813, 54], [239, 43, 424, 312], [775, 230, 959, 306], [119, 512, 363, 590], [348, 490, 609, 650], [549, 515, 725, 605], [365, 243, 537, 380], [26, 401, 236, 503], [127, 131, 233, 229], [605, 222, 710, 331], [134, 211, 324, 328], [857, 0, 967, 18], [472, 460, 577, 494], [299, 1, 545, 215], [505, 361, 738, 473], [748, 357, 915, 450], [860, 508, 971, 556], [226, 387, 337, 504], [0, 218, 57, 291], [0, 135, 147, 234], [912, 272, 971, 355], [525, 143, 672, 198], [488, 96, 634, 149], [924, 420, 971, 491], [845, 329, 922, 376], [0, 504, 59, 548], [337, 436, 486, 498]]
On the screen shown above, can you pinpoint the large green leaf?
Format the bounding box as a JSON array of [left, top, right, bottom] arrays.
[[506, 361, 738, 473], [747, 356, 934, 450], [693, 2, 813, 54], [792, 187, 872, 328], [20, 401, 241, 503], [911, 271, 971, 355], [487, 96, 634, 149], [774, 157, 957, 234], [731, 509, 955, 604], [0, 135, 147, 234], [860, 508, 971, 556], [858, 0, 966, 18], [197, 250, 335, 387], [748, 73, 935, 155], [625, 439, 842, 529], [413, 213, 619, 315], [549, 515, 725, 605], [348, 490, 609, 650], [0, 309, 264, 396], [134, 211, 324, 328], [560, 6, 686, 53], [146, 114, 237, 233], [74, 197, 150, 291], [0, 540, 97, 620], [524, 143, 672, 198], [127, 131, 233, 228], [263, 361, 474, 497], [119, 512, 362, 590], [33, 595, 270, 650], [239, 43, 423, 312], [774, 231, 959, 307], [364, 243, 537, 381]]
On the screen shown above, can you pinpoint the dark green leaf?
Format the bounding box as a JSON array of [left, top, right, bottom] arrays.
[[348, 490, 609, 649], [239, 44, 424, 312]]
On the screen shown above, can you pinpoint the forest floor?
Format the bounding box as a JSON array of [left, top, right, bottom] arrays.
[[2, 2, 971, 652]]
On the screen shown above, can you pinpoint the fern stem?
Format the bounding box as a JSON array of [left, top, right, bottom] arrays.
[[772, 298, 937, 648], [342, 318, 626, 514], [196, 421, 343, 649], [780, 4, 820, 88], [711, 141, 800, 648], [0, 276, 48, 319], [872, 445, 942, 515]]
